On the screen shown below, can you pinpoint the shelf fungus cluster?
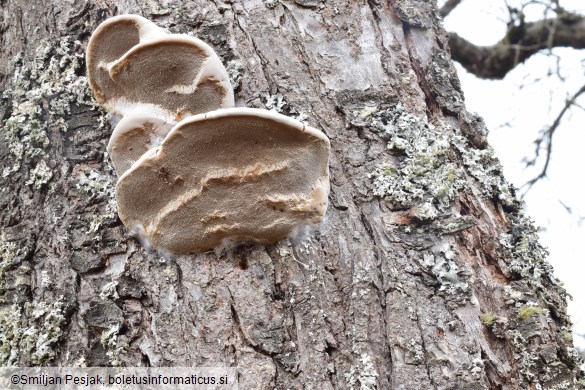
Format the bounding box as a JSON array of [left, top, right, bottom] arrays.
[[87, 15, 330, 254]]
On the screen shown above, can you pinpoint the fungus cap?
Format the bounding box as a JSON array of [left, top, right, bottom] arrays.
[[86, 14, 234, 120], [86, 15, 165, 107], [107, 108, 175, 175], [115, 108, 330, 254]]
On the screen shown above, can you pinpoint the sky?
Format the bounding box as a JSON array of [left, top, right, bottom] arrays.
[[441, 0, 585, 350]]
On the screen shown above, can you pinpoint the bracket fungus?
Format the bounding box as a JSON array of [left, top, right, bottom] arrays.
[[116, 108, 330, 254], [107, 108, 174, 175], [88, 15, 330, 254], [87, 14, 234, 120]]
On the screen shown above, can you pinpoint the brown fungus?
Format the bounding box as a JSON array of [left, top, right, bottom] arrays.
[[115, 108, 330, 254], [86, 14, 234, 120], [107, 108, 175, 175]]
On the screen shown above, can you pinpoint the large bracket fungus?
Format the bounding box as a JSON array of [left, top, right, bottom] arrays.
[[87, 15, 330, 254], [116, 108, 330, 254]]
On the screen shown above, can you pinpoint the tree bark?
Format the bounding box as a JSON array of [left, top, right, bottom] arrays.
[[1, 0, 583, 389]]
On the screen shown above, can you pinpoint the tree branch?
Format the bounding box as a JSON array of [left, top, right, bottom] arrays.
[[448, 12, 585, 79], [521, 83, 585, 192], [439, 0, 463, 18]]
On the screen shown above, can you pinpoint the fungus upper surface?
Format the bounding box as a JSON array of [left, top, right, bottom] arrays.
[[87, 15, 234, 120], [116, 108, 330, 254]]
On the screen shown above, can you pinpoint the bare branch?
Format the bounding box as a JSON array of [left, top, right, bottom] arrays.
[[439, 0, 463, 18], [521, 83, 585, 192], [448, 12, 585, 79]]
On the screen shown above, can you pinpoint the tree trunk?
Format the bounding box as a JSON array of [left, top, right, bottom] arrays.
[[1, 0, 583, 388]]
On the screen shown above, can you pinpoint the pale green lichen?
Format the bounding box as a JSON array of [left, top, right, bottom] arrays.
[[545, 379, 585, 390], [507, 329, 539, 381], [561, 329, 573, 343], [0, 305, 21, 365], [0, 299, 67, 366], [75, 167, 117, 233], [494, 198, 582, 384], [470, 357, 485, 379], [453, 135, 517, 208], [263, 93, 308, 123], [502, 305, 582, 385], [344, 353, 379, 390], [264, 0, 279, 8], [499, 215, 558, 290], [503, 285, 524, 304], [25, 160, 53, 189], [100, 323, 127, 367], [422, 243, 469, 296], [142, 0, 171, 15], [99, 281, 119, 301], [278, 246, 290, 257], [40, 270, 53, 289], [481, 313, 496, 327], [357, 105, 378, 120], [366, 105, 518, 215], [0, 231, 18, 297], [226, 59, 244, 91], [1, 38, 98, 186], [368, 107, 466, 214], [434, 215, 477, 235], [405, 339, 424, 365]]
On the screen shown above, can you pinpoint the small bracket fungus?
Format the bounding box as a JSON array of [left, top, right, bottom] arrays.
[[107, 108, 174, 175], [87, 16, 330, 254], [87, 14, 234, 120]]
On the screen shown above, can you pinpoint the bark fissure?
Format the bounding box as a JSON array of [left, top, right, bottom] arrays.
[[415, 304, 438, 390], [401, 24, 439, 117], [279, 4, 323, 92], [228, 285, 277, 360], [230, 4, 277, 94], [365, 1, 395, 81]]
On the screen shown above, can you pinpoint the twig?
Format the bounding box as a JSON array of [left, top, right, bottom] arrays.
[[521, 83, 585, 193]]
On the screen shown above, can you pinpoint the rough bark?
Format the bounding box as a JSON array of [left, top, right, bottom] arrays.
[[1, 0, 583, 389]]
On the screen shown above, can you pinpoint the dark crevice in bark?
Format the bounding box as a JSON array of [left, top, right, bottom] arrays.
[[173, 260, 184, 301], [279, 4, 323, 92], [141, 351, 151, 366], [66, 1, 92, 28], [415, 304, 438, 390], [228, 287, 277, 360], [229, 4, 278, 94], [172, 260, 192, 360], [401, 24, 440, 118], [358, 204, 394, 387], [16, 6, 27, 47], [365, 0, 395, 82]]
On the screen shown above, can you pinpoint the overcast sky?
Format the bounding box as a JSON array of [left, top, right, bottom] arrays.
[[441, 0, 585, 350]]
